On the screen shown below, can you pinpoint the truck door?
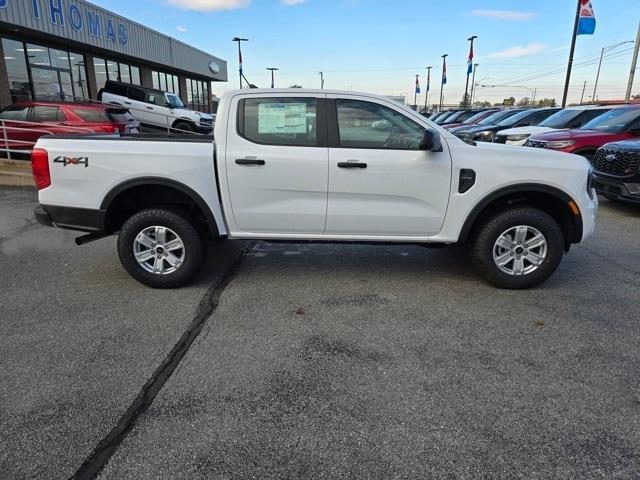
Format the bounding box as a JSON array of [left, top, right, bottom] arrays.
[[224, 94, 328, 234], [325, 96, 451, 236]]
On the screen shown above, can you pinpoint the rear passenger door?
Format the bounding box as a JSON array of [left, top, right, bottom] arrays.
[[224, 94, 328, 235]]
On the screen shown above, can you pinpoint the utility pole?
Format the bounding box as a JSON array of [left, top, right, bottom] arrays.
[[266, 67, 278, 88], [232, 37, 248, 89], [469, 63, 479, 106], [439, 54, 448, 111], [319, 71, 325, 89], [580, 81, 587, 104], [464, 36, 477, 109], [424, 66, 432, 112], [592, 41, 634, 101], [561, 0, 581, 107], [625, 21, 640, 103]]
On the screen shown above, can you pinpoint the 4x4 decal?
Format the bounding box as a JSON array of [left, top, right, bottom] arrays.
[[54, 156, 89, 168]]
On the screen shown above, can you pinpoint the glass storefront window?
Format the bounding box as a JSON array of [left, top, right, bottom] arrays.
[[119, 63, 131, 84], [2, 38, 31, 102], [152, 72, 159, 90], [50, 48, 70, 69], [25, 43, 50, 67], [69, 52, 87, 100], [94, 57, 108, 91], [106, 60, 118, 82], [130, 66, 140, 86]]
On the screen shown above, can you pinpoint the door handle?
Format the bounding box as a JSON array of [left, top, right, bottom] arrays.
[[337, 161, 367, 169], [124, 101, 131, 105], [235, 158, 266, 165], [146, 106, 153, 110]]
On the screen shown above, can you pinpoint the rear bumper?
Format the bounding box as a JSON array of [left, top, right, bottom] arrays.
[[34, 204, 106, 232], [593, 176, 640, 205]]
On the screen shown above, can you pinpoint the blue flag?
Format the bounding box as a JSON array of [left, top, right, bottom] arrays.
[[577, 0, 596, 35]]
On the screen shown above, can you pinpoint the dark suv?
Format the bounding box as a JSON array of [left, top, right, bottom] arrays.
[[591, 140, 640, 204]]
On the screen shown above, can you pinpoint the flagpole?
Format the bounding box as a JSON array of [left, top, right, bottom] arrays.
[[424, 66, 433, 112], [414, 75, 419, 110], [464, 36, 477, 109], [439, 54, 448, 111], [470, 63, 479, 105], [561, 1, 582, 107]]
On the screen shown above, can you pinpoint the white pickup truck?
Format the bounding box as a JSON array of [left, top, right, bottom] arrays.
[[32, 89, 597, 289]]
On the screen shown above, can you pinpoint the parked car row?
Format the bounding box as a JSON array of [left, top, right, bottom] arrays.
[[429, 104, 640, 206]]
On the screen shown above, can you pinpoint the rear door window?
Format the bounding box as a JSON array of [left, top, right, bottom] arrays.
[[145, 92, 165, 106], [32, 106, 62, 122], [127, 86, 146, 102], [238, 97, 318, 146], [72, 108, 110, 122]]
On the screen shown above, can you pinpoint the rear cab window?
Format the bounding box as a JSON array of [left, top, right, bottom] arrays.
[[238, 97, 318, 146]]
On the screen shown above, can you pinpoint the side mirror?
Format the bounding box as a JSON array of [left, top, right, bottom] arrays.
[[420, 129, 443, 152]]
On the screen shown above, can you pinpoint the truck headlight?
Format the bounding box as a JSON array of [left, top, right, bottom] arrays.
[[546, 140, 576, 149]]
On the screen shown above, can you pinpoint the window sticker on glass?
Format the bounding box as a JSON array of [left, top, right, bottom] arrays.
[[258, 103, 308, 134]]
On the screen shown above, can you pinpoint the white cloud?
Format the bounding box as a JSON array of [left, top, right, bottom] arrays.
[[176, 25, 188, 32], [281, 0, 306, 4], [470, 9, 536, 21], [166, 0, 250, 12], [486, 43, 548, 59]]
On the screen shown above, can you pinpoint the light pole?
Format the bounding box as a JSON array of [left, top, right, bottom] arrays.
[[625, 21, 640, 103], [232, 37, 248, 89], [464, 36, 478, 109], [592, 41, 634, 101], [266, 67, 278, 88], [319, 71, 325, 89], [439, 54, 448, 111], [469, 63, 479, 106], [424, 66, 433, 112]]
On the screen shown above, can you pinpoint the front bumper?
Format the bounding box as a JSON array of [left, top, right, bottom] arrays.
[[593, 176, 640, 205]]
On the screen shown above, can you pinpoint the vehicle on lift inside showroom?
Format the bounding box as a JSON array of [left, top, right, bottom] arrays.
[[32, 89, 597, 290], [98, 80, 214, 134]]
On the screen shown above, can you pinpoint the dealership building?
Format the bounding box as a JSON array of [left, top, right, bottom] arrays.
[[0, 0, 227, 113]]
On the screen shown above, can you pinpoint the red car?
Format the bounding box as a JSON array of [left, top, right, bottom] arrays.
[[0, 101, 139, 153], [526, 105, 640, 160]]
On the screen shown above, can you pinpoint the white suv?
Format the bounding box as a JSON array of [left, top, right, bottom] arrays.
[[98, 80, 214, 134]]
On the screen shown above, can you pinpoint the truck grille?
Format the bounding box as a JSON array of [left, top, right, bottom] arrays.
[[527, 139, 547, 149], [591, 146, 640, 177]]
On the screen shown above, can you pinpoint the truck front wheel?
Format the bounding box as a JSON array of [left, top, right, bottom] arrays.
[[471, 207, 564, 289], [117, 208, 204, 288]]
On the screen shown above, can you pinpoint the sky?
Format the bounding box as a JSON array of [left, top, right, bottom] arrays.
[[91, 0, 640, 106]]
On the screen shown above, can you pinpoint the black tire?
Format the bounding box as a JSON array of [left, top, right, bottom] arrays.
[[173, 121, 194, 133], [471, 207, 564, 289], [117, 208, 204, 288]]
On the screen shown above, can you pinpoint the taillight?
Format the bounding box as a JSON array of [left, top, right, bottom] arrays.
[[31, 148, 51, 190]]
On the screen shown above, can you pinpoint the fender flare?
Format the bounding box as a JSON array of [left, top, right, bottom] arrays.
[[100, 177, 220, 237], [458, 183, 583, 243]]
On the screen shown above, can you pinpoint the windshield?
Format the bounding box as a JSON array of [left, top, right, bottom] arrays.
[[496, 109, 535, 127], [463, 110, 495, 125], [166, 93, 185, 109], [581, 108, 640, 133], [538, 109, 581, 129], [478, 110, 517, 126]]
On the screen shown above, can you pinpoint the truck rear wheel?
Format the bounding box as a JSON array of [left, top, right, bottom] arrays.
[[471, 207, 564, 289], [173, 121, 194, 133], [117, 208, 204, 288]]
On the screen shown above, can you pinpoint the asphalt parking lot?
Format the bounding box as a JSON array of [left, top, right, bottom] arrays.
[[1, 185, 639, 479]]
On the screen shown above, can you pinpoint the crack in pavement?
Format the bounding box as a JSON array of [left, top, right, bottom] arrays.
[[68, 241, 255, 480]]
